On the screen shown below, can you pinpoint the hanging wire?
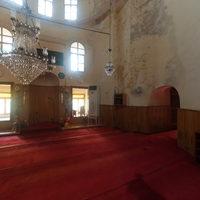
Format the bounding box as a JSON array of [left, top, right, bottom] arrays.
[[109, 0, 112, 52], [108, 0, 112, 63]]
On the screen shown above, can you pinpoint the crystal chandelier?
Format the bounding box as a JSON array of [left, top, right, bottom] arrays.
[[104, 0, 115, 76], [0, 1, 48, 85]]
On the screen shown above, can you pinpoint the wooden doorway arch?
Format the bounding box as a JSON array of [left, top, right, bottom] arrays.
[[29, 72, 60, 124]]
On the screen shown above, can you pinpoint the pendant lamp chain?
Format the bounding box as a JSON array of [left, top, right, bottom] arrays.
[[104, 0, 115, 76]]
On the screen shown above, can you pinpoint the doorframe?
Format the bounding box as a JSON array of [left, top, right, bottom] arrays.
[[0, 82, 14, 122], [71, 86, 89, 118]]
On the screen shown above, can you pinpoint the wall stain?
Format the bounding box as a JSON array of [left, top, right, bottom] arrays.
[[131, 0, 171, 40]]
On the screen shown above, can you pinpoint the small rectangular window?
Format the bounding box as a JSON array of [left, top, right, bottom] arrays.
[[0, 84, 11, 122], [38, 0, 53, 17], [65, 0, 77, 20], [0, 27, 13, 53]]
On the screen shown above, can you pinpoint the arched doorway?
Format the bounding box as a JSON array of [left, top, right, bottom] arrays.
[[170, 87, 180, 127], [29, 72, 60, 124], [149, 86, 180, 128]]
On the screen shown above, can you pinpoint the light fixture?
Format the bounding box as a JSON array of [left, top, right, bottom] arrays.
[[0, 0, 48, 85], [104, 0, 115, 76]]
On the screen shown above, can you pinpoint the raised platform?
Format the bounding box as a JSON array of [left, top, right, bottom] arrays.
[[20, 122, 61, 134]]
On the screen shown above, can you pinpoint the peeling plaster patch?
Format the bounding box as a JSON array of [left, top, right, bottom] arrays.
[[127, 37, 158, 93], [130, 0, 171, 40]]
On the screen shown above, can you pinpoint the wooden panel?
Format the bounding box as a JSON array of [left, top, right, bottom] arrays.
[[100, 105, 173, 134], [29, 85, 59, 124], [177, 109, 200, 156], [100, 105, 114, 127]]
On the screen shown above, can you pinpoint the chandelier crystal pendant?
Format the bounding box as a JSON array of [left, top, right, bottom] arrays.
[[0, 1, 48, 85], [104, 0, 115, 76]]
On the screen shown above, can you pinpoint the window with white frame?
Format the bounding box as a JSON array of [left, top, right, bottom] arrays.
[[65, 0, 77, 20], [0, 27, 13, 53], [38, 0, 53, 17], [0, 84, 11, 122], [10, 0, 23, 6], [70, 42, 85, 72]]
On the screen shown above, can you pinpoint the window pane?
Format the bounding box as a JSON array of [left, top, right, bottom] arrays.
[[78, 64, 84, 72], [71, 6, 77, 20], [6, 99, 11, 114], [2, 44, 12, 53], [78, 55, 84, 64], [3, 36, 12, 43], [0, 85, 11, 121], [78, 43, 84, 49], [64, 1, 77, 20], [71, 0, 77, 5], [46, 1, 53, 17], [65, 0, 70, 4], [0, 84, 11, 93], [3, 28, 12, 36], [73, 99, 78, 111], [71, 42, 77, 48], [71, 47, 77, 54], [71, 54, 77, 71], [65, 6, 71, 19], [78, 48, 85, 55], [70, 42, 85, 72], [0, 99, 4, 114], [38, 0, 45, 14]]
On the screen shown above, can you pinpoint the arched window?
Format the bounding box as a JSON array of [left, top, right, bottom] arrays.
[[0, 27, 12, 53], [65, 0, 77, 20], [70, 42, 85, 72]]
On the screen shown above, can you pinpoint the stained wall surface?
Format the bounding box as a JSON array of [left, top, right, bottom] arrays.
[[112, 0, 200, 110]]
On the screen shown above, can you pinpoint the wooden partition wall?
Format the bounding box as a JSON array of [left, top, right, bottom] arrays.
[[177, 109, 200, 156], [100, 105, 174, 134]]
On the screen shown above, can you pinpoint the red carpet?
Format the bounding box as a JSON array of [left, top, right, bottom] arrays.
[[0, 128, 199, 200]]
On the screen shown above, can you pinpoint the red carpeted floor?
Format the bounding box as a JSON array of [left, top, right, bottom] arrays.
[[0, 128, 199, 200]]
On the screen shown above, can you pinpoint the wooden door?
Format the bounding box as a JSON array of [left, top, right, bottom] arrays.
[[170, 88, 180, 126], [29, 85, 59, 124]]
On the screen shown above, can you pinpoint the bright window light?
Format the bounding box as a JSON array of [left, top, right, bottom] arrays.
[[0, 84, 11, 122], [11, 0, 23, 6], [65, 0, 77, 20], [70, 42, 85, 72], [38, 0, 53, 17], [0, 27, 13, 53]]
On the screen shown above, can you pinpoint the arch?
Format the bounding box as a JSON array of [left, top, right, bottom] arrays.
[[70, 42, 85, 72], [149, 85, 180, 128], [31, 72, 59, 86], [149, 86, 180, 107], [0, 27, 12, 53]]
